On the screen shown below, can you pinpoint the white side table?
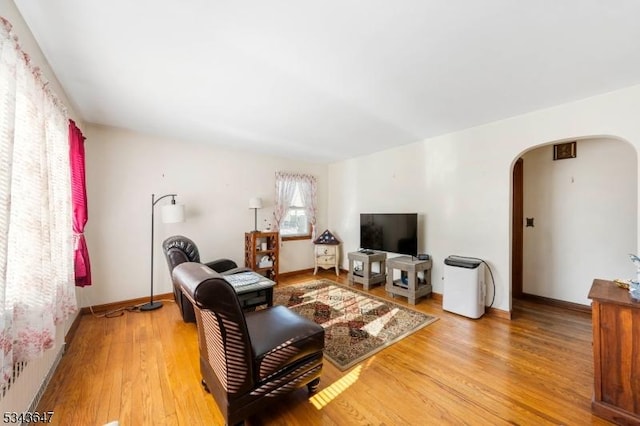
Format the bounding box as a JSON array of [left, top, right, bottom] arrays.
[[314, 244, 340, 276]]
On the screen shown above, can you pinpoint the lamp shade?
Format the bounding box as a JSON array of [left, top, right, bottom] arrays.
[[249, 197, 263, 209], [161, 203, 185, 223]]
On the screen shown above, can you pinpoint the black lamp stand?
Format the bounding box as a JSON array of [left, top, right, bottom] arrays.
[[141, 193, 178, 311]]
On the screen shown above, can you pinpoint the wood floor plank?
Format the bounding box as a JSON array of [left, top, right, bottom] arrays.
[[34, 270, 613, 425], [105, 341, 125, 424], [80, 316, 113, 426]]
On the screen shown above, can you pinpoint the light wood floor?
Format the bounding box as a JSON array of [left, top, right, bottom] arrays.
[[36, 270, 611, 425]]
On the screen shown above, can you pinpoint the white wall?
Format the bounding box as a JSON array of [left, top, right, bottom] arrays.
[[329, 85, 640, 313], [522, 138, 637, 304], [81, 125, 328, 306]]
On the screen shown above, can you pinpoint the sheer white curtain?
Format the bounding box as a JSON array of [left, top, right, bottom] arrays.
[[0, 18, 77, 389], [273, 172, 298, 232], [297, 174, 317, 238], [274, 172, 317, 237]]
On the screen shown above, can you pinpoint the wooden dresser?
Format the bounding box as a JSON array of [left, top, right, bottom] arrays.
[[588, 279, 640, 425]]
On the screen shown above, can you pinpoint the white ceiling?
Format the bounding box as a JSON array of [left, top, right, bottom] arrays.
[[14, 0, 640, 163]]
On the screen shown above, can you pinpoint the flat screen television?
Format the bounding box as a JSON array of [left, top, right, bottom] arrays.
[[360, 213, 418, 256]]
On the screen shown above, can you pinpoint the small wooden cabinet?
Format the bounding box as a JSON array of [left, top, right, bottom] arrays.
[[244, 232, 279, 283], [314, 244, 340, 276], [588, 279, 640, 425]]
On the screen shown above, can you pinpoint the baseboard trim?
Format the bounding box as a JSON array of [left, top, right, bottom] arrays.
[[279, 268, 315, 278], [65, 312, 82, 345], [279, 268, 351, 279], [487, 306, 512, 320], [416, 291, 512, 319], [519, 292, 591, 314], [79, 293, 174, 315]]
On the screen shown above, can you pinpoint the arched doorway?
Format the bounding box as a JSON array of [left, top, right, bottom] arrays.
[[511, 136, 637, 308]]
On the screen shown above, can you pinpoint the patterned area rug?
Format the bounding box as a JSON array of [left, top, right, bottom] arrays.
[[273, 280, 438, 371]]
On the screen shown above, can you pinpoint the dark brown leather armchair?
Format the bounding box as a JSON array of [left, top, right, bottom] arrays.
[[163, 235, 249, 323], [172, 262, 324, 426]]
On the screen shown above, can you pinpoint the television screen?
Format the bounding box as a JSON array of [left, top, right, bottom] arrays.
[[360, 213, 418, 256]]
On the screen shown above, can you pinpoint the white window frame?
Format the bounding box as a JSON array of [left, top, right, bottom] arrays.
[[274, 172, 317, 241], [280, 183, 311, 240]]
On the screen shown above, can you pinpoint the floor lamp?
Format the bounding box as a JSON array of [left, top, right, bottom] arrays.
[[141, 193, 185, 311]]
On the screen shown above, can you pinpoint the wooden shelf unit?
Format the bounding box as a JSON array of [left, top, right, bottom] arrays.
[[244, 231, 279, 283]]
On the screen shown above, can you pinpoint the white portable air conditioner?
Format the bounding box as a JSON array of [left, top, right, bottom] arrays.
[[443, 256, 486, 319]]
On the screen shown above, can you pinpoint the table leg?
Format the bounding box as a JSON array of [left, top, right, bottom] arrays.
[[408, 272, 416, 305], [267, 287, 274, 307]]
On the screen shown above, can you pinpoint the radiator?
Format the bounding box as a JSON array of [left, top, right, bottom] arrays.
[[0, 328, 65, 417]]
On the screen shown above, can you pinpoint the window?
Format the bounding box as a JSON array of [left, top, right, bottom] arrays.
[[280, 184, 310, 239], [274, 172, 317, 241]]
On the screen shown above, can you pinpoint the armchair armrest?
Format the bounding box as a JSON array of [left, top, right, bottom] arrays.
[[221, 266, 252, 275], [204, 258, 240, 273]]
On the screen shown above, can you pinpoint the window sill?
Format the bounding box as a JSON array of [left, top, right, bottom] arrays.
[[282, 235, 311, 242]]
